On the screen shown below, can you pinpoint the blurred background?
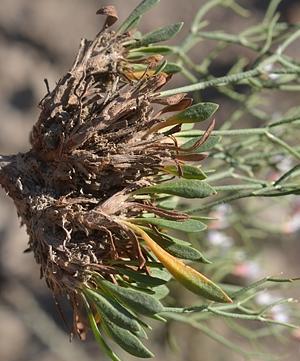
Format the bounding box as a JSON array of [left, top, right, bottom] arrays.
[[0, 1, 300, 360]]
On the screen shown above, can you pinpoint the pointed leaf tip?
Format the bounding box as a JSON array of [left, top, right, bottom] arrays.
[[169, 102, 219, 124], [123, 222, 232, 303], [102, 318, 154, 358], [132, 217, 207, 233], [84, 288, 141, 333], [137, 22, 184, 47], [118, 0, 160, 33], [146, 102, 219, 134], [163, 164, 207, 180], [135, 179, 216, 199], [100, 279, 165, 316], [83, 296, 122, 361]]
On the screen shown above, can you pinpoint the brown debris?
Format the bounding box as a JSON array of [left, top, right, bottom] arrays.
[[0, 12, 209, 338]]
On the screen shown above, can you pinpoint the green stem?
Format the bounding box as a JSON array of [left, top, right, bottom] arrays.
[[177, 128, 267, 137], [274, 164, 300, 185], [158, 68, 262, 97], [187, 183, 299, 213], [265, 131, 300, 161], [214, 184, 264, 191], [207, 307, 298, 329]]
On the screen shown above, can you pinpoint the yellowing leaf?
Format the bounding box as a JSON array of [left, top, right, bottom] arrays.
[[122, 222, 232, 303]]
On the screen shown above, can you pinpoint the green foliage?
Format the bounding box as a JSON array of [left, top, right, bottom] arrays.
[[163, 164, 207, 180], [136, 179, 216, 198], [180, 135, 222, 152], [84, 288, 141, 332], [118, 0, 160, 33], [101, 318, 154, 358], [85, 0, 300, 359], [167, 102, 219, 124], [131, 217, 207, 232], [99, 279, 165, 316], [136, 22, 184, 46]]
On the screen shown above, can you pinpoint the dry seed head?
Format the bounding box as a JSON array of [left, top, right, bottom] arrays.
[[0, 5, 229, 355], [0, 8, 192, 327]]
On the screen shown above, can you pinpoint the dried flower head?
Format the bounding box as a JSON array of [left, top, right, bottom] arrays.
[[0, 1, 232, 359]]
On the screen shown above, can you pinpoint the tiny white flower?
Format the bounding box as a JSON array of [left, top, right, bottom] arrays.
[[207, 231, 233, 249], [256, 292, 276, 305], [272, 304, 290, 323]]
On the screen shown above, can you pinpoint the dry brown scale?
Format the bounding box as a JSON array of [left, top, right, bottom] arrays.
[[0, 7, 230, 351]]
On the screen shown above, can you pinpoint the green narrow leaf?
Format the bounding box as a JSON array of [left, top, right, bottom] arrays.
[[128, 45, 174, 56], [100, 279, 165, 316], [135, 179, 216, 198], [118, 0, 160, 33], [154, 59, 168, 75], [150, 267, 173, 282], [157, 195, 179, 210], [158, 239, 209, 261], [152, 232, 192, 246], [124, 223, 232, 303], [132, 217, 207, 233], [163, 62, 183, 74], [145, 229, 211, 263], [124, 15, 142, 32], [127, 61, 180, 75], [147, 102, 219, 134], [163, 164, 207, 180], [134, 323, 149, 339], [83, 296, 122, 361], [101, 318, 154, 358], [137, 22, 183, 46], [151, 284, 170, 300], [117, 279, 157, 295], [117, 267, 167, 286], [175, 269, 233, 303], [84, 288, 141, 333], [180, 135, 222, 152], [167, 102, 219, 124]]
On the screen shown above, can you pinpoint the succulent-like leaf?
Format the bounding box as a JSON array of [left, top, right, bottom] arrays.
[[128, 45, 174, 58], [117, 267, 167, 286], [180, 135, 222, 152], [137, 22, 184, 46], [163, 164, 207, 180], [125, 15, 142, 32], [136, 179, 216, 198], [167, 102, 219, 124], [147, 102, 219, 134], [99, 280, 165, 316], [148, 231, 211, 263], [101, 318, 154, 358], [84, 297, 122, 361], [163, 62, 183, 74], [132, 217, 207, 233], [154, 59, 168, 74], [84, 288, 141, 333], [123, 223, 232, 303], [151, 284, 170, 299], [118, 0, 160, 33]]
